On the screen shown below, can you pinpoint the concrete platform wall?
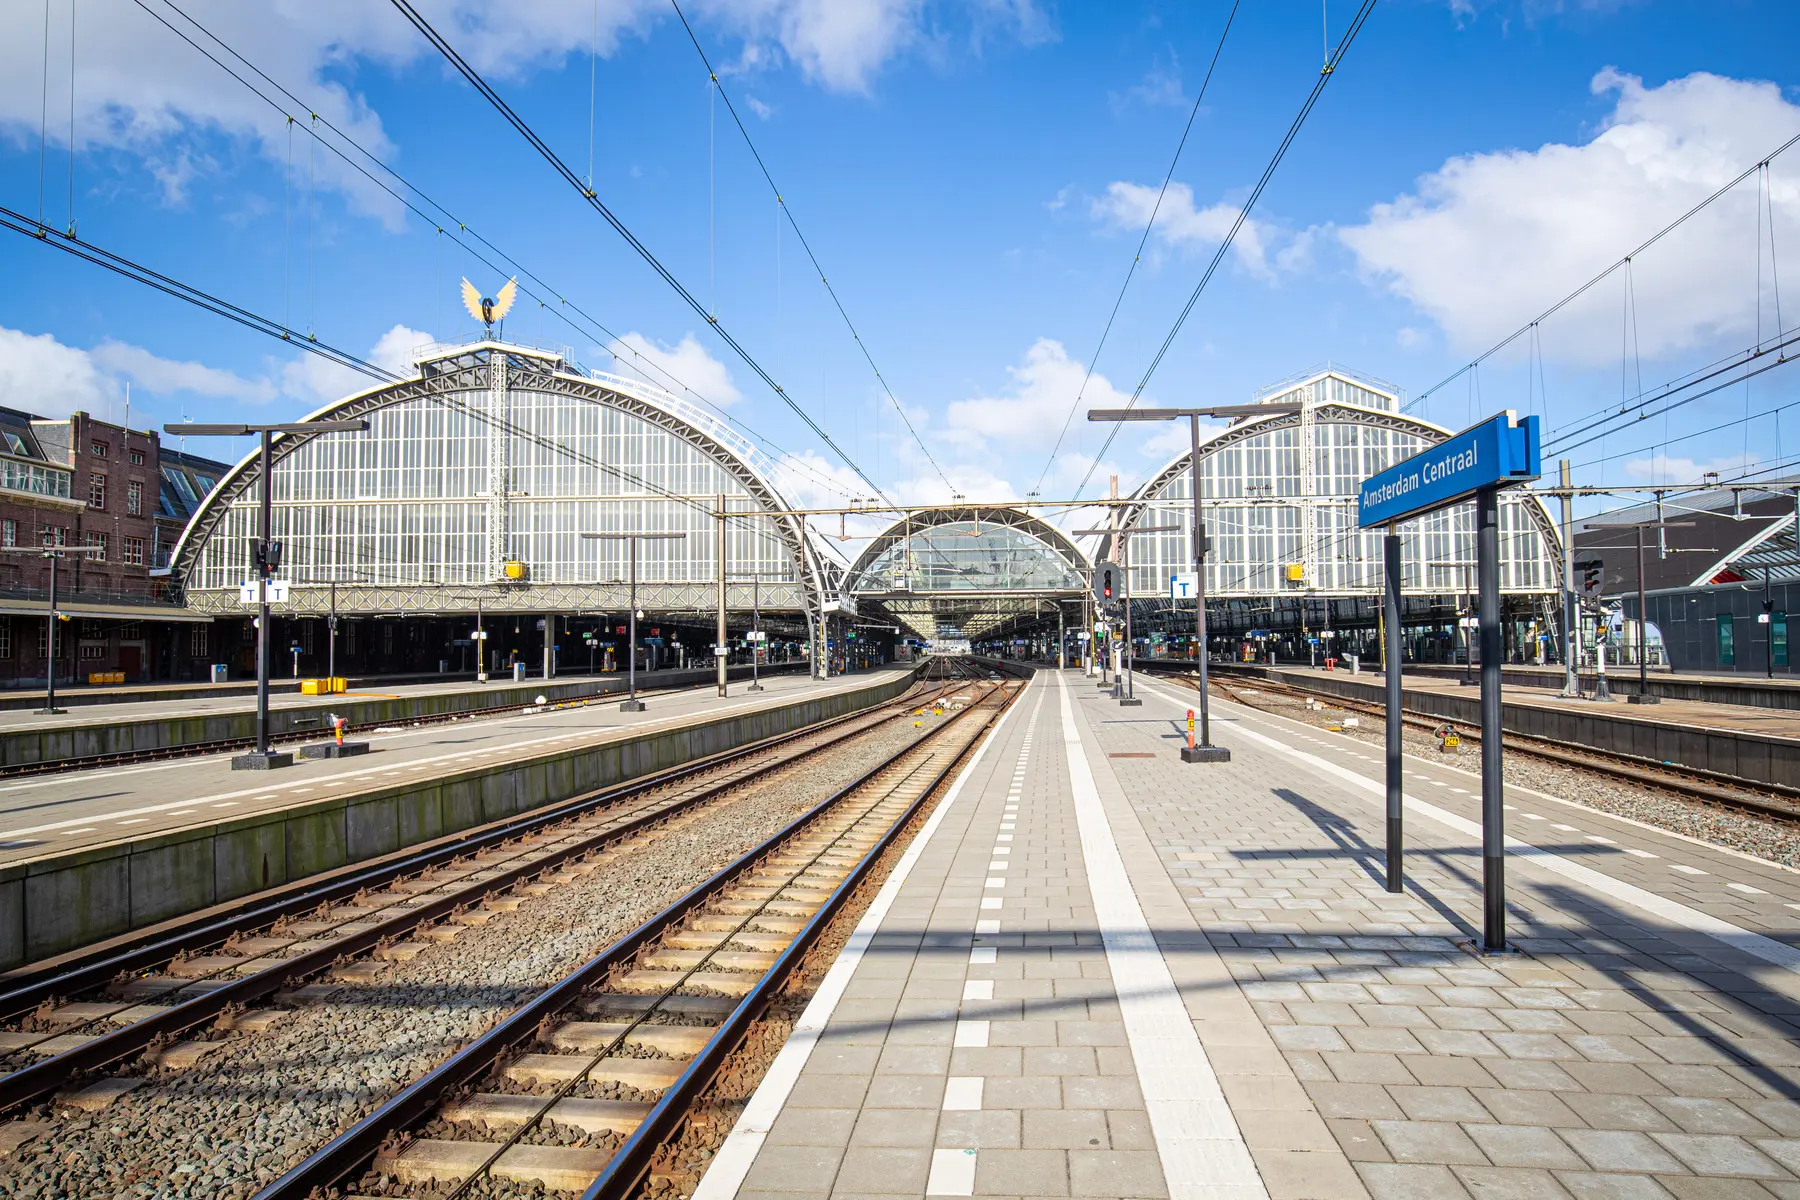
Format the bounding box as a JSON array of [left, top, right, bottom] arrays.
[[1219, 664, 1800, 792], [0, 669, 914, 970], [0, 663, 801, 767]]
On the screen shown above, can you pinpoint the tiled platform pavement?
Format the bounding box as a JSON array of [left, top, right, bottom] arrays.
[[694, 665, 1800, 1200]]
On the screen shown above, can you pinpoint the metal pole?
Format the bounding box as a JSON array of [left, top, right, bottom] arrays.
[[1057, 602, 1065, 670], [1559, 459, 1580, 696], [1120, 532, 1139, 704], [1191, 413, 1216, 749], [623, 539, 640, 710], [543, 613, 555, 680], [1769, 567, 1776, 681], [716, 494, 728, 698], [1384, 526, 1403, 892], [1476, 486, 1506, 952], [327, 580, 337, 686], [256, 429, 272, 758], [1632, 525, 1658, 704], [749, 576, 763, 691], [42, 553, 58, 714]]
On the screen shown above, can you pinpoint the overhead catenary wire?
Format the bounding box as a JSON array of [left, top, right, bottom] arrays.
[[385, 0, 891, 506], [125, 0, 857, 505], [1033, 0, 1242, 497], [1077, 0, 1379, 500], [666, 0, 950, 491], [1409, 127, 1800, 417], [0, 205, 797, 548]]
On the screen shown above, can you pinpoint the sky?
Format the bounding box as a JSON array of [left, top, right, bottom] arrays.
[[2, 0, 1799, 542]]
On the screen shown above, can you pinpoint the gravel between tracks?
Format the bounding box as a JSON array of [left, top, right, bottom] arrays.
[[1219, 684, 1800, 869], [0, 713, 933, 1200]]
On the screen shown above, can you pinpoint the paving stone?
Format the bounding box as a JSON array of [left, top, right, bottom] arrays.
[[1563, 1130, 1690, 1174], [1373, 1120, 1491, 1166], [1356, 1161, 1476, 1200], [1463, 1124, 1586, 1169]]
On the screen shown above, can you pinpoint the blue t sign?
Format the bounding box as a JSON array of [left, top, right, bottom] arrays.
[[1357, 411, 1542, 528]]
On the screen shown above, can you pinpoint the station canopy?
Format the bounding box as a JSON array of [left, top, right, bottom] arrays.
[[845, 506, 1091, 640]]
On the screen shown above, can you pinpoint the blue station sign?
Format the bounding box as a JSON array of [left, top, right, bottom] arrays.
[[1357, 411, 1542, 528]]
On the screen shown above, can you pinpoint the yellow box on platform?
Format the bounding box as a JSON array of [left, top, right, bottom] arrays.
[[86, 670, 125, 685], [301, 679, 326, 695]]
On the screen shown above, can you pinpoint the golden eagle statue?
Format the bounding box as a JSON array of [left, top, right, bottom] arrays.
[[461, 276, 518, 335]]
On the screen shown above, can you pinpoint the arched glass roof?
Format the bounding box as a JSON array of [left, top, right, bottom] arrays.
[[846, 506, 1091, 639]]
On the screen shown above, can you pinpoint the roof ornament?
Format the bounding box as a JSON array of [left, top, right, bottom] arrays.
[[460, 276, 518, 336]]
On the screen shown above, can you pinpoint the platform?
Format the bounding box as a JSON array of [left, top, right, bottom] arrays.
[[0, 667, 911, 969], [697, 666, 1800, 1199]]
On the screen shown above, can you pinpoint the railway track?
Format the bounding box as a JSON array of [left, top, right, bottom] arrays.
[[251, 676, 1015, 1199], [0, 665, 809, 780], [0, 671, 968, 1124], [1145, 664, 1800, 823]]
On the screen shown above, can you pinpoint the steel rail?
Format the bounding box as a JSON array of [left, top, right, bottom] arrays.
[[1152, 663, 1800, 821], [253, 681, 1011, 1198], [0, 681, 948, 1111]]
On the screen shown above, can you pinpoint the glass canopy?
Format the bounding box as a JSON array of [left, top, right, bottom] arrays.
[[853, 520, 1087, 594]]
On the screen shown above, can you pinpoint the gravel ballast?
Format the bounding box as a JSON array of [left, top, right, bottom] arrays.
[[0, 714, 930, 1200]]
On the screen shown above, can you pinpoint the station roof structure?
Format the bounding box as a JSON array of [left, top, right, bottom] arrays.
[[1576, 482, 1800, 597], [844, 506, 1091, 641], [172, 338, 850, 620]]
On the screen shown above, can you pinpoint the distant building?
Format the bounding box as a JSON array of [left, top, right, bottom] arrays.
[[0, 407, 230, 688], [1577, 484, 1800, 676]]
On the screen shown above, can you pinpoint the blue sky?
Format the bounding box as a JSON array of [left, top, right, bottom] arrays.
[[2, 0, 1798, 529]]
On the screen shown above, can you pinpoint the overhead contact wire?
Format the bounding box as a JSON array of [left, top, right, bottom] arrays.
[[666, 0, 948, 490], [1077, 0, 1378, 500], [385, 0, 892, 506], [1034, 0, 1241, 496]]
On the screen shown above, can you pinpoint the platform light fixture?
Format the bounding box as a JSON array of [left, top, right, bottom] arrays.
[[582, 531, 687, 711], [169, 419, 370, 768], [1088, 401, 1302, 761]]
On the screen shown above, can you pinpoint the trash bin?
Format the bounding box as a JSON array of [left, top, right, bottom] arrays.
[[513, 662, 526, 682], [210, 663, 228, 684]]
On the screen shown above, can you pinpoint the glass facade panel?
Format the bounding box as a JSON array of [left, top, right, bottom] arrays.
[[188, 367, 799, 597]]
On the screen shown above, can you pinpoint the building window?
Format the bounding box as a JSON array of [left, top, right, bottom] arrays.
[[382, 624, 395, 654], [88, 473, 106, 509], [4, 433, 24, 455], [80, 642, 105, 660], [39, 525, 65, 547], [90, 440, 108, 458], [36, 626, 47, 659], [117, 621, 142, 639], [1776, 612, 1789, 669], [84, 532, 107, 561], [80, 620, 104, 639], [124, 536, 145, 566], [190, 626, 209, 657], [129, 449, 144, 465], [126, 479, 142, 515], [0, 622, 11, 659], [2, 520, 13, 548], [1719, 614, 1735, 666]]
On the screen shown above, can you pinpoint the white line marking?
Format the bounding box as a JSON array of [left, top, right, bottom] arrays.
[[1584, 836, 1616, 844], [926, 1148, 977, 1196], [943, 1077, 984, 1111], [1729, 883, 1769, 894], [962, 980, 994, 1001], [691, 676, 1030, 1200], [1552, 824, 1579, 832], [953, 1020, 989, 1047], [1624, 848, 1658, 858], [983, 877, 1005, 888], [1056, 674, 1266, 1199], [969, 947, 997, 965], [975, 919, 999, 935], [1670, 864, 1709, 876], [980, 897, 1002, 910], [1143, 680, 1800, 980]]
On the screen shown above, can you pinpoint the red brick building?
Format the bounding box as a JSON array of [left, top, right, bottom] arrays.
[[0, 407, 228, 688]]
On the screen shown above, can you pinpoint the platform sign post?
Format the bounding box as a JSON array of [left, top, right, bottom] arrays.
[[583, 530, 687, 712], [1358, 411, 1541, 951], [1383, 524, 1403, 893]]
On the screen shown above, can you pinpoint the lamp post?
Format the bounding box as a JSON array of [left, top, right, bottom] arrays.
[[583, 531, 686, 711], [1579, 518, 1694, 704], [1, 544, 106, 714], [1074, 524, 1178, 706], [171, 420, 368, 769], [727, 570, 785, 691], [1089, 401, 1302, 759]]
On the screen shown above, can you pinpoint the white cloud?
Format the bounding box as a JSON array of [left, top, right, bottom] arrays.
[[744, 94, 774, 120], [0, 326, 121, 419], [1395, 326, 1428, 349], [943, 338, 1135, 458], [90, 340, 275, 403], [1622, 452, 1764, 485], [279, 323, 431, 407], [1109, 60, 1186, 113], [0, 0, 1045, 224], [605, 331, 742, 408], [1340, 69, 1800, 365], [1091, 181, 1272, 274]]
